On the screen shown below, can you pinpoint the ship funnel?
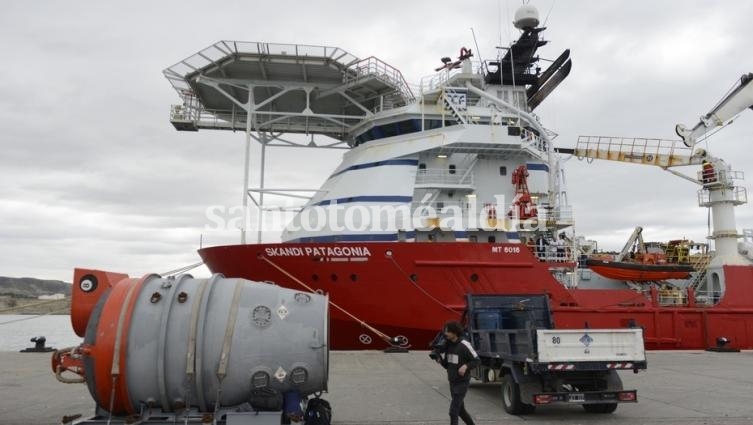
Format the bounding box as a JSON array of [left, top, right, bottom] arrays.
[[514, 5, 540, 29]]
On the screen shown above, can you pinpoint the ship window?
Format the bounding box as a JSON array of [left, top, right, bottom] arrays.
[[469, 235, 478, 242], [436, 201, 444, 209], [312, 274, 319, 281], [425, 119, 443, 130], [410, 273, 418, 282], [350, 274, 358, 282], [499, 166, 507, 176], [354, 119, 424, 145], [449, 164, 456, 175], [488, 236, 496, 243], [507, 126, 521, 136], [331, 274, 338, 282], [418, 163, 426, 171], [398, 120, 416, 134], [382, 123, 399, 138], [470, 273, 479, 282]]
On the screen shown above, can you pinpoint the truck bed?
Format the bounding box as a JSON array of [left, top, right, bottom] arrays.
[[465, 294, 647, 371]]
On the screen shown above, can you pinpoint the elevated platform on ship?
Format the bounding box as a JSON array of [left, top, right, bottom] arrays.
[[2, 350, 752, 424], [164, 41, 414, 141]]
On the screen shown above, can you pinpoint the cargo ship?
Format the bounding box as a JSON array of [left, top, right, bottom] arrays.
[[164, 5, 753, 350]]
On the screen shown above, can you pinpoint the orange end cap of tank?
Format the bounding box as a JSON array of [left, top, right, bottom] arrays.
[[89, 274, 154, 415], [71, 268, 129, 337]]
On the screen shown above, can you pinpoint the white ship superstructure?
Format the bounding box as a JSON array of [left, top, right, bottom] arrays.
[[165, 6, 574, 246]]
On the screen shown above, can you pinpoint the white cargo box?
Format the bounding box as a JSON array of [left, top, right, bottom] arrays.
[[536, 328, 645, 363]]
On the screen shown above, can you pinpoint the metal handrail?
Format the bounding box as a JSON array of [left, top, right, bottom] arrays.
[[576, 136, 691, 156], [419, 61, 485, 93], [344, 56, 415, 101], [698, 186, 748, 206], [696, 169, 745, 184], [415, 168, 474, 186]]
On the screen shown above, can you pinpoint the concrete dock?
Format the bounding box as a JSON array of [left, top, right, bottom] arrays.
[[1, 350, 752, 425]]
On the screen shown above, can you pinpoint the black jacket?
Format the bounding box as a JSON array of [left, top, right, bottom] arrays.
[[440, 337, 480, 383]]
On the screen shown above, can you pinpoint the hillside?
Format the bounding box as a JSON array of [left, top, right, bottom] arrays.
[[0, 276, 71, 298], [0, 276, 71, 314]]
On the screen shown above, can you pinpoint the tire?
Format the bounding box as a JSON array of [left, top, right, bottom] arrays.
[[582, 403, 618, 414], [501, 374, 535, 414], [482, 367, 497, 383]]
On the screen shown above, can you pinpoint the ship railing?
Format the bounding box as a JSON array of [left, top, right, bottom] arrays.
[[658, 289, 688, 306], [696, 169, 745, 187], [536, 206, 574, 225], [698, 186, 747, 207], [169, 102, 355, 134], [410, 200, 510, 216], [521, 129, 549, 155], [419, 61, 485, 94], [527, 239, 579, 264], [554, 207, 574, 223], [415, 168, 474, 186], [343, 56, 415, 104], [346, 198, 576, 232], [170, 102, 238, 130], [170, 103, 197, 122], [575, 136, 696, 167], [410, 200, 528, 228], [694, 289, 722, 306]]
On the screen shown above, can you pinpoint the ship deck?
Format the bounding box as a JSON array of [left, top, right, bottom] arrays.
[[1, 350, 752, 424]]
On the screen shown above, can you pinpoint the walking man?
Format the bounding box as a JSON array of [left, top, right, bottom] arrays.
[[436, 321, 480, 425]]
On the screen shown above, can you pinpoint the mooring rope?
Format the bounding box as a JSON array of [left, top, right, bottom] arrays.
[[259, 255, 403, 346], [160, 261, 205, 277], [0, 306, 70, 325]]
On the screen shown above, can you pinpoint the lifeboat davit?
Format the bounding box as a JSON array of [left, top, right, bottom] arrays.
[[586, 258, 694, 281]]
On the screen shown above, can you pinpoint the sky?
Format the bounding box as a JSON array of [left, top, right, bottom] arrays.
[[2, 0, 753, 281]]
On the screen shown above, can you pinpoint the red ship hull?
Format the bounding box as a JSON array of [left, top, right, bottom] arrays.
[[199, 242, 753, 350]]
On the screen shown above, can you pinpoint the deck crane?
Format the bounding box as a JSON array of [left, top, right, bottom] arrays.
[[508, 164, 539, 220], [676, 73, 753, 148], [616, 226, 645, 262], [563, 72, 753, 296]]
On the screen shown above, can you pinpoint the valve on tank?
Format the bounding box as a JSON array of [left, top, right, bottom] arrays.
[[53, 268, 330, 423]]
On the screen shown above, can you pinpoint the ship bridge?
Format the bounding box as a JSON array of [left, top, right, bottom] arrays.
[[164, 41, 414, 142]]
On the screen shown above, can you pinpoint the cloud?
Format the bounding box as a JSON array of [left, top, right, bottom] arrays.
[[2, 0, 753, 280]]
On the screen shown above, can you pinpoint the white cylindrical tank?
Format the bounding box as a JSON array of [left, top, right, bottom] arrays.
[[73, 272, 328, 415]]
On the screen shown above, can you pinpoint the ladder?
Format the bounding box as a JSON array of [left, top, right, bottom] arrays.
[[687, 255, 711, 292], [441, 88, 468, 125]]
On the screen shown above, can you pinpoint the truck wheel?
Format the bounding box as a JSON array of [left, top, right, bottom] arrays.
[[583, 403, 618, 414], [501, 374, 535, 414], [482, 367, 496, 383]]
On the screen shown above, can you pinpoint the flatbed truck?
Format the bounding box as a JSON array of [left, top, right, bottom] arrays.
[[434, 294, 647, 414]]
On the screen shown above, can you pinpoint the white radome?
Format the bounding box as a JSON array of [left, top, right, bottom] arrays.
[[514, 5, 540, 29]]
